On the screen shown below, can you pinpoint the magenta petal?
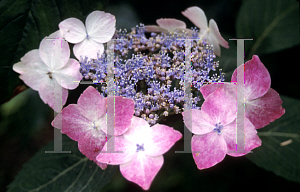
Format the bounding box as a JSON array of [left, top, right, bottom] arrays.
[[201, 87, 236, 126], [191, 132, 227, 169], [78, 129, 107, 169], [231, 55, 271, 100], [120, 154, 164, 190], [246, 88, 285, 129], [96, 135, 136, 165], [183, 109, 215, 135], [146, 124, 182, 156], [77, 86, 106, 122], [52, 104, 92, 141], [200, 82, 236, 100], [223, 118, 261, 157]]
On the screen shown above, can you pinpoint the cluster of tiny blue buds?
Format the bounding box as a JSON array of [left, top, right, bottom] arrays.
[[79, 24, 225, 125]]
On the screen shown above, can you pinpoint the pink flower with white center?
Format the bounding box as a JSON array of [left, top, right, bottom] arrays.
[[200, 55, 285, 129], [59, 11, 116, 60], [52, 86, 135, 169], [13, 31, 82, 112], [145, 18, 187, 33], [96, 116, 182, 190], [183, 87, 261, 170], [182, 6, 229, 56]]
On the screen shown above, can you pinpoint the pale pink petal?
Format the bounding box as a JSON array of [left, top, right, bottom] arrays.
[[146, 124, 182, 156], [38, 75, 68, 112], [209, 19, 229, 49], [51, 104, 92, 141], [208, 33, 221, 56], [246, 88, 285, 129], [77, 86, 106, 121], [101, 96, 135, 136], [39, 37, 70, 70], [123, 116, 152, 145], [223, 118, 261, 157], [120, 153, 163, 190], [183, 109, 215, 135], [156, 18, 186, 32], [200, 82, 236, 100], [96, 135, 136, 165], [85, 11, 116, 43], [53, 58, 82, 90], [13, 50, 49, 91], [144, 25, 167, 33], [58, 18, 86, 44], [182, 6, 208, 30], [73, 38, 104, 60], [201, 87, 236, 126], [231, 55, 271, 100], [78, 129, 107, 169], [191, 132, 227, 169], [48, 30, 64, 39]]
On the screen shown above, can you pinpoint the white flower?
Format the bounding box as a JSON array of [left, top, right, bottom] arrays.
[[145, 18, 187, 33], [59, 11, 116, 60], [182, 6, 229, 56], [13, 31, 82, 112]]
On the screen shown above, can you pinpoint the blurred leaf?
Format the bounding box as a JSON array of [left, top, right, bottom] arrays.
[[236, 0, 299, 59], [0, 0, 109, 105], [7, 134, 117, 192], [247, 95, 300, 183]]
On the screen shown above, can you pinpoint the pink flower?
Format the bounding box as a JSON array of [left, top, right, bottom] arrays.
[[13, 31, 82, 112], [183, 87, 261, 170], [200, 55, 285, 129], [51, 86, 135, 169], [145, 18, 187, 33], [96, 116, 182, 190], [59, 11, 116, 60], [182, 6, 229, 56]]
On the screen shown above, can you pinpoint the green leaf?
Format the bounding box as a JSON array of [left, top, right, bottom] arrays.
[[246, 95, 300, 183], [0, 0, 109, 105], [236, 0, 299, 59], [7, 134, 117, 192]]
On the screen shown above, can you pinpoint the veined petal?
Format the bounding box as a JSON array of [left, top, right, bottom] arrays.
[[53, 58, 82, 90], [39, 37, 70, 70], [38, 75, 68, 112], [183, 109, 215, 135], [209, 19, 229, 49], [146, 124, 182, 156], [201, 87, 237, 126], [208, 32, 221, 57], [59, 18, 86, 43], [86, 11, 116, 43], [223, 118, 261, 157], [78, 129, 107, 169], [246, 88, 285, 129], [191, 132, 227, 170], [13, 50, 49, 91], [144, 25, 168, 33], [96, 135, 136, 165], [120, 153, 164, 190], [73, 38, 104, 60], [156, 18, 186, 32], [77, 86, 106, 122], [51, 104, 92, 141], [182, 6, 208, 30], [200, 82, 236, 100], [231, 55, 271, 100]]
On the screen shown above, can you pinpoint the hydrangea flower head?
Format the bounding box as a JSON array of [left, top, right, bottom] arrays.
[[52, 86, 135, 169], [59, 11, 116, 60], [200, 55, 285, 129], [96, 116, 182, 190], [145, 18, 187, 33], [13, 31, 82, 112], [183, 87, 261, 169], [182, 6, 229, 56]]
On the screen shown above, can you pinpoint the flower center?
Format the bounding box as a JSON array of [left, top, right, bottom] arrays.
[[213, 122, 223, 134], [47, 72, 53, 79], [86, 34, 90, 39], [136, 143, 145, 152]]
